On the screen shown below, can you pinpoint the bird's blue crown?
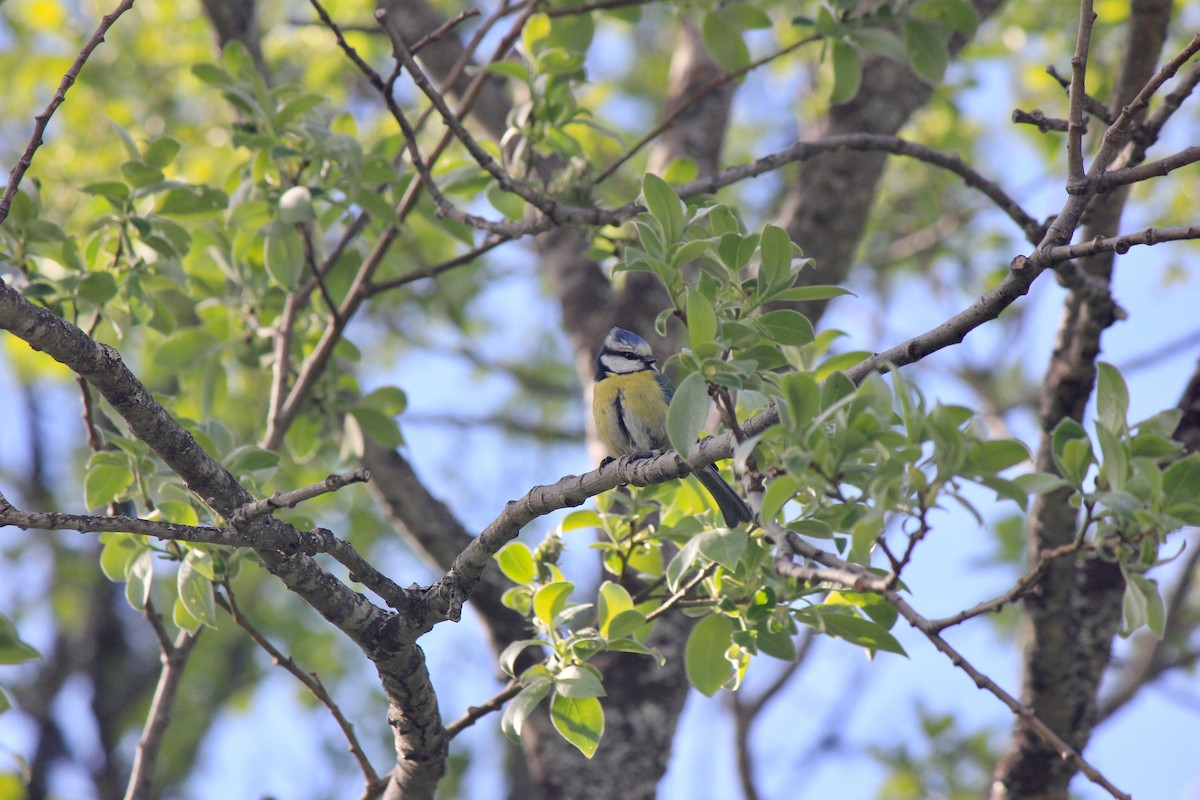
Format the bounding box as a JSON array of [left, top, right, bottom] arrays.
[[607, 327, 647, 349]]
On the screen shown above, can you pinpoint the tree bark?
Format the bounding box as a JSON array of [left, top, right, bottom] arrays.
[[991, 3, 1172, 797]]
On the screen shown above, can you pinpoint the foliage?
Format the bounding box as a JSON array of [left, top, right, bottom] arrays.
[[1, 0, 1198, 798]]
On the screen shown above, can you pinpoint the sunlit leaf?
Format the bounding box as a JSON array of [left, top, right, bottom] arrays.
[[685, 613, 734, 696]]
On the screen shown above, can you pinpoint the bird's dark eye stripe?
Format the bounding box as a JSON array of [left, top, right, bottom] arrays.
[[601, 346, 649, 363]]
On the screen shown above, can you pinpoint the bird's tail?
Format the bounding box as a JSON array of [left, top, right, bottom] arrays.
[[695, 464, 754, 527]]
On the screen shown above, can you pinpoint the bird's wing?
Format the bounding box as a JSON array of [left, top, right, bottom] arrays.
[[655, 371, 675, 403]]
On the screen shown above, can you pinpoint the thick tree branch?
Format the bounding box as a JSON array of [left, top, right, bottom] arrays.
[[994, 4, 1177, 798], [0, 280, 450, 797]]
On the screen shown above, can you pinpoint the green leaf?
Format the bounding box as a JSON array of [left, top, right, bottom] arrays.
[[85, 460, 134, 509], [78, 271, 118, 304], [555, 665, 606, 698], [177, 552, 217, 629], [686, 288, 717, 352], [1120, 569, 1163, 637], [191, 62, 234, 87], [533, 581, 574, 627], [685, 613, 734, 696], [497, 542, 537, 585], [914, 0, 979, 34], [846, 27, 908, 62], [499, 638, 548, 676], [771, 285, 853, 303], [757, 309, 814, 347], [522, 12, 552, 54], [559, 509, 602, 533], [348, 406, 404, 448], [775, 371, 820, 431], [597, 581, 634, 637], [641, 173, 684, 244], [0, 615, 40, 664], [125, 549, 153, 611], [1163, 454, 1200, 512], [661, 157, 698, 185], [605, 609, 649, 639], [757, 224, 792, 293], [816, 350, 870, 380], [546, 11, 595, 53], [803, 609, 907, 656], [850, 508, 883, 565], [501, 679, 552, 742], [157, 500, 199, 526], [82, 181, 131, 202], [120, 160, 164, 189], [723, 2, 771, 28], [1013, 471, 1071, 496], [761, 474, 799, 523], [702, 11, 750, 72], [904, 18, 949, 83], [697, 527, 747, 569], [223, 445, 280, 473], [482, 61, 531, 81], [264, 218, 303, 289], [971, 439, 1030, 474], [100, 533, 144, 582], [487, 181, 526, 220], [143, 136, 181, 170], [830, 40, 862, 103], [550, 693, 604, 758], [1096, 362, 1129, 433], [362, 385, 408, 417], [1096, 424, 1129, 492], [1051, 418, 1093, 487], [667, 371, 709, 457], [108, 119, 142, 161]]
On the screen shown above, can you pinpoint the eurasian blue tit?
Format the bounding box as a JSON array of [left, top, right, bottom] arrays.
[[592, 327, 754, 527]]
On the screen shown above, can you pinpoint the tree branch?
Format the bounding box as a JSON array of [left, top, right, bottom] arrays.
[[217, 585, 380, 789], [0, 0, 137, 226], [122, 608, 201, 800]]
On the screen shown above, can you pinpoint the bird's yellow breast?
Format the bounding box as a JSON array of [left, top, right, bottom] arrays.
[[593, 369, 670, 457]]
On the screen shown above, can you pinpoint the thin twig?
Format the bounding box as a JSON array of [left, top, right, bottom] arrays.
[[1043, 223, 1200, 262], [227, 468, 370, 528], [544, 0, 654, 16], [593, 34, 819, 185], [1136, 59, 1200, 151], [1064, 3, 1097, 186], [1012, 108, 1072, 134], [376, 8, 559, 221], [410, 8, 482, 54], [298, 222, 342, 324], [264, 0, 533, 450], [1094, 145, 1200, 191], [1046, 63, 1114, 125], [266, 292, 301, 438], [217, 585, 379, 787], [366, 234, 510, 295], [0, 0, 138, 226], [444, 679, 522, 738], [928, 541, 1089, 632], [123, 608, 201, 800], [644, 563, 718, 621], [887, 591, 1130, 800]]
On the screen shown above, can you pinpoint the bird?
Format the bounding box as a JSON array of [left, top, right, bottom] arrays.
[[592, 327, 754, 527]]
